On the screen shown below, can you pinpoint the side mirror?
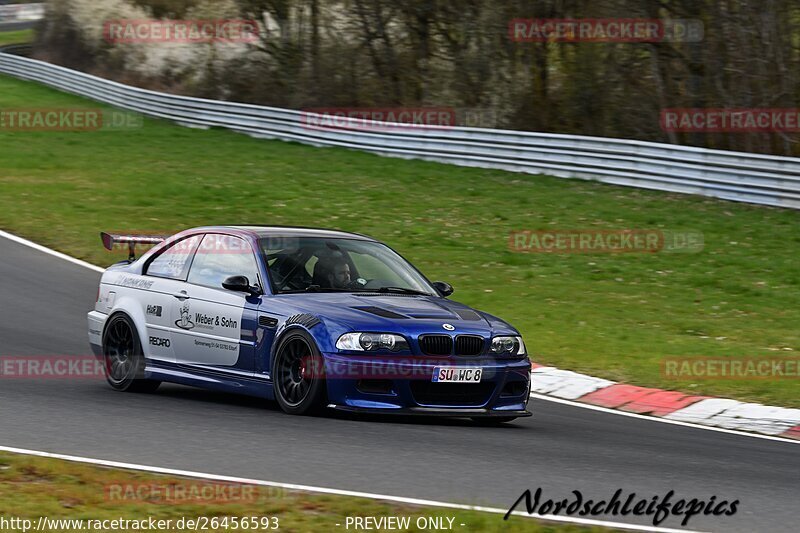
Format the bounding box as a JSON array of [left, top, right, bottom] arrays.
[[222, 275, 262, 296], [432, 281, 454, 297]]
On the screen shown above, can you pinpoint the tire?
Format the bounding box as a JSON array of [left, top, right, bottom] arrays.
[[471, 417, 517, 425], [102, 313, 161, 393], [272, 329, 327, 415]]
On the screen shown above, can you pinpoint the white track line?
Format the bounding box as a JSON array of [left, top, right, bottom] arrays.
[[0, 445, 702, 533], [0, 229, 797, 448], [0, 229, 105, 273], [529, 393, 798, 445]]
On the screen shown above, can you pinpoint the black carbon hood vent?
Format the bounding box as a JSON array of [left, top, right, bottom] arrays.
[[352, 306, 409, 319], [454, 309, 482, 321]]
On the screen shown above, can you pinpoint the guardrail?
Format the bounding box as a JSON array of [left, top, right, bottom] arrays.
[[1, 49, 799, 209], [0, 43, 31, 56], [0, 3, 43, 29]]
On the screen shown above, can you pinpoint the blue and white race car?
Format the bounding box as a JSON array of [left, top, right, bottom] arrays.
[[88, 226, 531, 422]]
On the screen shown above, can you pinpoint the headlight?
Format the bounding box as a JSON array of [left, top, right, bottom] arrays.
[[336, 333, 409, 352], [490, 336, 526, 356]]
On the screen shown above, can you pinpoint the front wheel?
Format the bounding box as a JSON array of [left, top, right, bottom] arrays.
[[102, 314, 160, 393], [272, 330, 327, 415]]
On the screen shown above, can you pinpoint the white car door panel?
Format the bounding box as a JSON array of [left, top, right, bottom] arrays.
[[170, 286, 246, 366], [170, 233, 261, 370]]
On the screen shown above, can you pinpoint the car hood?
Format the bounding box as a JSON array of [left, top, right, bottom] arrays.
[[273, 292, 518, 335]]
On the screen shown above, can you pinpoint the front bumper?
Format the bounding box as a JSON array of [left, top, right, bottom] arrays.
[[328, 405, 531, 418], [322, 353, 531, 416]]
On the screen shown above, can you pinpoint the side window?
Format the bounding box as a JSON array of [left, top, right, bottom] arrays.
[[188, 234, 260, 290], [145, 234, 202, 280]]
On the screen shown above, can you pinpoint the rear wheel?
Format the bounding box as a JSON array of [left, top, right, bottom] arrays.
[[102, 314, 160, 393], [272, 330, 326, 415]]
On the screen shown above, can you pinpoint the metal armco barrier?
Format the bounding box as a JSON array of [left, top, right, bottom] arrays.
[[0, 3, 44, 28], [1, 50, 799, 209], [0, 43, 31, 56]]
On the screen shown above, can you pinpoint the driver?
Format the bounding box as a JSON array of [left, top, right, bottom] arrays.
[[313, 254, 352, 289]]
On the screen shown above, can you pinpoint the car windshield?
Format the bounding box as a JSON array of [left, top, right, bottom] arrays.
[[259, 237, 435, 295]]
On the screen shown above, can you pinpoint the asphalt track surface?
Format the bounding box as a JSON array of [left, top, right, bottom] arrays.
[[0, 234, 797, 532], [0, 21, 36, 32]]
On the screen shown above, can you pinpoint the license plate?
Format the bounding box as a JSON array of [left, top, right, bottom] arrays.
[[432, 367, 482, 383]]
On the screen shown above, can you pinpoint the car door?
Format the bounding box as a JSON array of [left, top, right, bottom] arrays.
[[171, 233, 261, 374], [140, 233, 203, 363]]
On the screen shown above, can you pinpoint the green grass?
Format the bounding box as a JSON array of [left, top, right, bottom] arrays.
[[0, 452, 598, 532], [0, 29, 33, 46], [0, 73, 798, 406]]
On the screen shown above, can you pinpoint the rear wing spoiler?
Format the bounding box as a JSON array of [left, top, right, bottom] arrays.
[[100, 232, 167, 262]]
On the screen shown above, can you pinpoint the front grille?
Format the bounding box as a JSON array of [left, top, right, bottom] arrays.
[[410, 381, 495, 407], [455, 335, 484, 356], [418, 335, 453, 355]]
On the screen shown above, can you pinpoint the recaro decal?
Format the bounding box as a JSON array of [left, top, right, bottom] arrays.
[[149, 336, 171, 348]]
